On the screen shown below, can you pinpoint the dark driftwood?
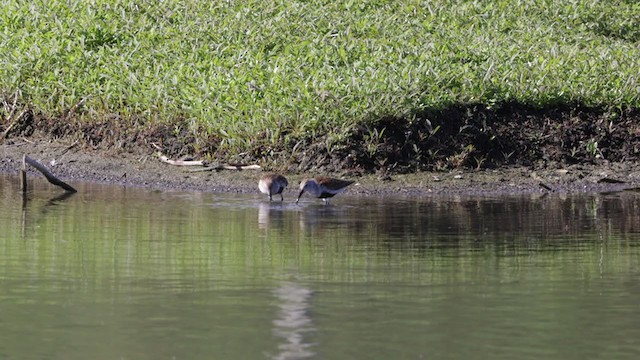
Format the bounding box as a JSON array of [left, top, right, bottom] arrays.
[[23, 155, 77, 193]]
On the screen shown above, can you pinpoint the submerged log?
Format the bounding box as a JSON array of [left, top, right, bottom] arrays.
[[22, 155, 77, 193]]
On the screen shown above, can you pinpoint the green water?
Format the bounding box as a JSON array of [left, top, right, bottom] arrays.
[[1, 175, 640, 359]]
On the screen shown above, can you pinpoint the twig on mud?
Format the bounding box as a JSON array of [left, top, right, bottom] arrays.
[[158, 154, 205, 166], [187, 164, 261, 172], [157, 152, 261, 171], [538, 182, 554, 192], [22, 155, 77, 193], [597, 177, 626, 184], [64, 139, 80, 152]]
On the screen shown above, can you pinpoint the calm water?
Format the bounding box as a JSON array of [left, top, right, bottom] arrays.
[[1, 174, 640, 359]]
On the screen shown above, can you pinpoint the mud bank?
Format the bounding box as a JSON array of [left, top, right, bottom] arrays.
[[2, 137, 639, 197]]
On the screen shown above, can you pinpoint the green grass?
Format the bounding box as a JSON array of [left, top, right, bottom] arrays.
[[1, 0, 638, 158]]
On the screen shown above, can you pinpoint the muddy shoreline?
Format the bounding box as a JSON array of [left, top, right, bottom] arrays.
[[2, 137, 639, 197]]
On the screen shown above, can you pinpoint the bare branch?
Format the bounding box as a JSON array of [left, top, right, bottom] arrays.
[[23, 156, 77, 193]]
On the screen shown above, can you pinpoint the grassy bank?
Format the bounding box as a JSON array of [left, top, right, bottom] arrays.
[[1, 0, 639, 172]]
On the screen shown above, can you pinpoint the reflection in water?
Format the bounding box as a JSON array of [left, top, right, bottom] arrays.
[[271, 282, 315, 360], [298, 204, 346, 234], [258, 202, 286, 230], [3, 173, 640, 360], [21, 189, 76, 239]]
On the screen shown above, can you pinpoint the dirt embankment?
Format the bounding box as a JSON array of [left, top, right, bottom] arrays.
[[1, 103, 639, 196]]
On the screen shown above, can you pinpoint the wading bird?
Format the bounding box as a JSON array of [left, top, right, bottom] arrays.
[[296, 176, 354, 203], [259, 174, 289, 201]]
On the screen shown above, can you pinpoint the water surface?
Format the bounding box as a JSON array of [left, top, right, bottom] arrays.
[[1, 175, 639, 359]]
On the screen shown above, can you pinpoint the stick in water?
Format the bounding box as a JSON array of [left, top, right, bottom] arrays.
[[20, 155, 27, 192], [23, 155, 77, 193]]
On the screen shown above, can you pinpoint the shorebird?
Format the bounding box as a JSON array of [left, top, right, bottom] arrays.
[[296, 176, 354, 203], [258, 174, 289, 201]]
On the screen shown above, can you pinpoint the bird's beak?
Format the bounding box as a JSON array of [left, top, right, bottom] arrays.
[[296, 190, 304, 203]]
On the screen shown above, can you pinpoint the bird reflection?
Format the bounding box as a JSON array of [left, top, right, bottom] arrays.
[[298, 204, 342, 234], [258, 202, 286, 230], [271, 282, 315, 360]]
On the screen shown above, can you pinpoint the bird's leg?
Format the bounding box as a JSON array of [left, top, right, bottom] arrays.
[[280, 193, 284, 201]]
